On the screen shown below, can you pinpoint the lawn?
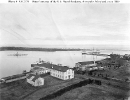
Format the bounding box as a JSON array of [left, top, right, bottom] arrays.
[[0, 75, 82, 100], [52, 84, 129, 100], [0, 75, 64, 100]]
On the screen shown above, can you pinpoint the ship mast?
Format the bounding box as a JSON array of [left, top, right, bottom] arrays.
[[93, 47, 95, 65], [82, 48, 86, 61]]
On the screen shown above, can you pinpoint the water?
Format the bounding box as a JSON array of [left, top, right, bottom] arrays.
[[0, 50, 130, 78]]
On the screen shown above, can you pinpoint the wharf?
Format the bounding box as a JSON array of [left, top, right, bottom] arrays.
[[82, 53, 109, 57]]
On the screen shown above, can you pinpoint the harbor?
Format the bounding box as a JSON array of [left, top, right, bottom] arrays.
[[0, 51, 130, 100], [0, 3, 130, 100]]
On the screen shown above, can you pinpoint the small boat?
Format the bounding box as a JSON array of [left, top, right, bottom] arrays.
[[87, 51, 100, 55]]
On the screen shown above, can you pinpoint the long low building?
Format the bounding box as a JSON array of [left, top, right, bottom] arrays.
[[75, 61, 96, 71], [31, 62, 74, 80]]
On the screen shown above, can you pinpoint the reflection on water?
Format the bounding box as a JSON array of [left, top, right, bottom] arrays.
[[0, 50, 129, 78]]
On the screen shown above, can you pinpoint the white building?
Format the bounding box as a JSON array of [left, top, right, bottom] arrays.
[[31, 63, 74, 80], [50, 66, 74, 80], [31, 67, 48, 75], [27, 74, 44, 86]]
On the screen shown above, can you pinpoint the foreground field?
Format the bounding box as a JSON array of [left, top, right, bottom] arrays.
[[0, 75, 82, 100], [52, 84, 129, 100], [0, 75, 63, 100], [0, 74, 129, 100]]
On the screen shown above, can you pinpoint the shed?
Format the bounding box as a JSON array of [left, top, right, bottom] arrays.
[[27, 74, 44, 86]]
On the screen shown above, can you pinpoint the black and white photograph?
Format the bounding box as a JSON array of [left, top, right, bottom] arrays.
[[0, 1, 130, 100]]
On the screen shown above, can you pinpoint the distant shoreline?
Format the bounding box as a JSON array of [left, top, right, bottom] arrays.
[[0, 47, 130, 52], [0, 47, 81, 52]]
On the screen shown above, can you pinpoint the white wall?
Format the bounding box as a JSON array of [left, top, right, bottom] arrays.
[[35, 78, 44, 86], [40, 66, 74, 80], [27, 77, 44, 86], [27, 78, 35, 86]]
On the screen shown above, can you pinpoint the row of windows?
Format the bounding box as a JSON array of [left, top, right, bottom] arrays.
[[52, 73, 69, 79], [53, 73, 62, 78], [52, 70, 64, 74], [41, 67, 74, 76], [51, 70, 74, 75], [52, 73, 74, 79]]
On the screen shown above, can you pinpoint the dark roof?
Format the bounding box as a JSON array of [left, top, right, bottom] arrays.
[[32, 75, 41, 82], [31, 67, 43, 71], [77, 61, 94, 65], [51, 65, 69, 72], [31, 63, 69, 72], [27, 74, 41, 82]]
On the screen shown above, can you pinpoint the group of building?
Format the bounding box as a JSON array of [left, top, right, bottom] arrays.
[[27, 58, 116, 87], [75, 59, 123, 71], [26, 61, 74, 86]]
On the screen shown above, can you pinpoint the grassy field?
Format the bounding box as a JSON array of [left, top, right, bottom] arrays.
[[0, 75, 63, 100], [52, 84, 129, 100], [1, 74, 129, 100], [0, 75, 82, 100], [23, 77, 82, 100], [0, 66, 129, 100]]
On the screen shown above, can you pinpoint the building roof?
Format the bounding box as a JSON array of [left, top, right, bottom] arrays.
[[31, 67, 44, 72], [31, 63, 70, 72], [27, 74, 42, 82], [32, 75, 41, 82], [51, 65, 69, 72], [77, 61, 94, 65]]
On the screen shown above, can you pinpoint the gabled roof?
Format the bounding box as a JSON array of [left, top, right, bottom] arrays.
[[77, 61, 94, 65], [32, 75, 41, 82], [31, 63, 70, 72], [27, 74, 42, 82]]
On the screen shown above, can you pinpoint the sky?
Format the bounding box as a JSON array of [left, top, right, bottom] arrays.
[[0, 3, 130, 49]]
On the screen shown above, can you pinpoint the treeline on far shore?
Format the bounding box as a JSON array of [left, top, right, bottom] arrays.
[[0, 47, 81, 51]]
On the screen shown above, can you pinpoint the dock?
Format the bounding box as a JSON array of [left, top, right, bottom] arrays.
[[82, 53, 109, 57]]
